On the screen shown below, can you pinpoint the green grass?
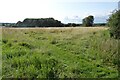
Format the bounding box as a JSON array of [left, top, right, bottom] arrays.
[[2, 27, 118, 78], [0, 28, 2, 80]]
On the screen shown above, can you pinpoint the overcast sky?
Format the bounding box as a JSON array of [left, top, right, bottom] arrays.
[[0, 0, 119, 23]]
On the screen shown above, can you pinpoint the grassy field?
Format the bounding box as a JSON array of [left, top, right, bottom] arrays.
[[2, 27, 118, 78], [0, 27, 2, 80]]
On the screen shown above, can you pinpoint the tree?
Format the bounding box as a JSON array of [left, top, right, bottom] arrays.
[[82, 15, 94, 27], [107, 10, 120, 39]]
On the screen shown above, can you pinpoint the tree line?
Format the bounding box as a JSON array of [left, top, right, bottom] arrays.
[[13, 18, 64, 27], [3, 17, 106, 27]]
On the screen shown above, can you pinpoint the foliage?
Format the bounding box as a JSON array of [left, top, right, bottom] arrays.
[[0, 23, 15, 27], [94, 23, 106, 27], [64, 23, 81, 27], [107, 10, 120, 39], [82, 15, 94, 27]]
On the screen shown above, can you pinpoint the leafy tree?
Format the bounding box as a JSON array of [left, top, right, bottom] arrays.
[[107, 10, 120, 39], [82, 15, 94, 27]]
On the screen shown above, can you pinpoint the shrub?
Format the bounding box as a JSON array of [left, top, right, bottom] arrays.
[[107, 10, 120, 39]]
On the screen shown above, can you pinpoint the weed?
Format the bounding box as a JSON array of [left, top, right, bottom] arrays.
[[50, 40, 58, 44], [7, 43, 12, 47], [2, 39, 8, 44], [18, 42, 33, 49]]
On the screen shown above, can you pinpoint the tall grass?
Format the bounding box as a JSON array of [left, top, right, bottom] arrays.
[[0, 27, 2, 79], [2, 27, 118, 78]]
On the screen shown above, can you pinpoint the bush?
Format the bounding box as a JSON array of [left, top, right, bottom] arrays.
[[107, 10, 120, 39]]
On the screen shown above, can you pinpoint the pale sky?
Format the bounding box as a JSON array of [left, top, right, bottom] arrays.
[[0, 0, 119, 23]]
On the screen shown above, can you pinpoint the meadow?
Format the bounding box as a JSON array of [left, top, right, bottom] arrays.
[[2, 27, 118, 78], [0, 27, 2, 80]]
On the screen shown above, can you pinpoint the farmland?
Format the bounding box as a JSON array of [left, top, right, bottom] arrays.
[[2, 27, 118, 78]]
